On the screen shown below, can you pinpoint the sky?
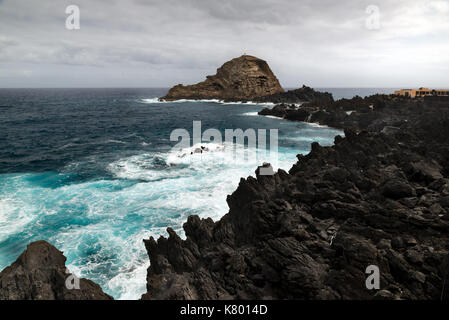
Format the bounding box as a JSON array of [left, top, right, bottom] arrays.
[[0, 0, 448, 88]]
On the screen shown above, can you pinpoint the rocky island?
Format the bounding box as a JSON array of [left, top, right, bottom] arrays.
[[160, 55, 285, 102]]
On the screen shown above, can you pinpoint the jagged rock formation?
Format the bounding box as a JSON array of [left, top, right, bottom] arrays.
[[259, 94, 429, 131], [160, 55, 284, 101], [254, 85, 334, 104], [142, 97, 449, 300], [0, 241, 113, 300]]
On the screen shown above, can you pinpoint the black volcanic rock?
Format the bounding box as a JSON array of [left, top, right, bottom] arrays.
[[254, 85, 334, 104], [259, 94, 427, 132], [160, 55, 284, 101], [259, 104, 290, 118], [381, 179, 416, 199], [142, 97, 449, 300], [0, 241, 113, 300]]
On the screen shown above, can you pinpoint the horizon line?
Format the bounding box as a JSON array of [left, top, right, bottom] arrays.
[[0, 86, 405, 90]]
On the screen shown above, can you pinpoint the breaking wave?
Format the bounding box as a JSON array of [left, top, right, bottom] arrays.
[[141, 98, 274, 106]]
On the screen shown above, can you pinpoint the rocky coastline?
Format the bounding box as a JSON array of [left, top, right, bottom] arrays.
[[2, 58, 449, 300], [2, 90, 449, 300], [142, 93, 449, 300], [258, 93, 425, 132]]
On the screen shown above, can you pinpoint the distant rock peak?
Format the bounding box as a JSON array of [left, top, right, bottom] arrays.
[[160, 55, 284, 102]]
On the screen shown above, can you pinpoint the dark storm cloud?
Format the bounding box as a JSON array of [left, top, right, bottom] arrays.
[[0, 0, 448, 87]]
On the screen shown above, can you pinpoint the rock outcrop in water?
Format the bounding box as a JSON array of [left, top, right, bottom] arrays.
[[142, 96, 449, 300], [254, 85, 334, 104], [0, 241, 113, 300], [160, 55, 284, 102]]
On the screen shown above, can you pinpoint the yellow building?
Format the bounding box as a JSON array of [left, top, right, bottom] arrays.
[[394, 88, 449, 98]]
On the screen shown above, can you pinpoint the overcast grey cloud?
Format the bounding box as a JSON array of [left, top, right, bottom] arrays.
[[0, 0, 448, 88]]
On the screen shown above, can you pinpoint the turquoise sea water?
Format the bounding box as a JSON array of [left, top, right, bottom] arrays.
[[0, 88, 379, 299]]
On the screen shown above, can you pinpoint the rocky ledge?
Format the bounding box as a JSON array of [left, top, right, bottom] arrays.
[[254, 85, 334, 104], [160, 55, 284, 102], [0, 241, 113, 300], [142, 96, 449, 300], [258, 93, 441, 132]]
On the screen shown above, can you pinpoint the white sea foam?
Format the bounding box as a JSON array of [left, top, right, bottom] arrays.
[[0, 198, 36, 242], [264, 115, 283, 119], [109, 142, 287, 183], [61, 226, 151, 300], [140, 98, 161, 103], [92, 141, 298, 299], [105, 140, 126, 144], [242, 111, 259, 116], [140, 98, 274, 106], [108, 153, 176, 181], [305, 122, 329, 128]]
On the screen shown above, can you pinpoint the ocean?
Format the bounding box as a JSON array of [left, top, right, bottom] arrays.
[[0, 87, 395, 299]]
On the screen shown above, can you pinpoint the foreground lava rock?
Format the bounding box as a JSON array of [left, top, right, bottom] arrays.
[[160, 55, 284, 101], [0, 241, 113, 300], [142, 97, 449, 300]]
